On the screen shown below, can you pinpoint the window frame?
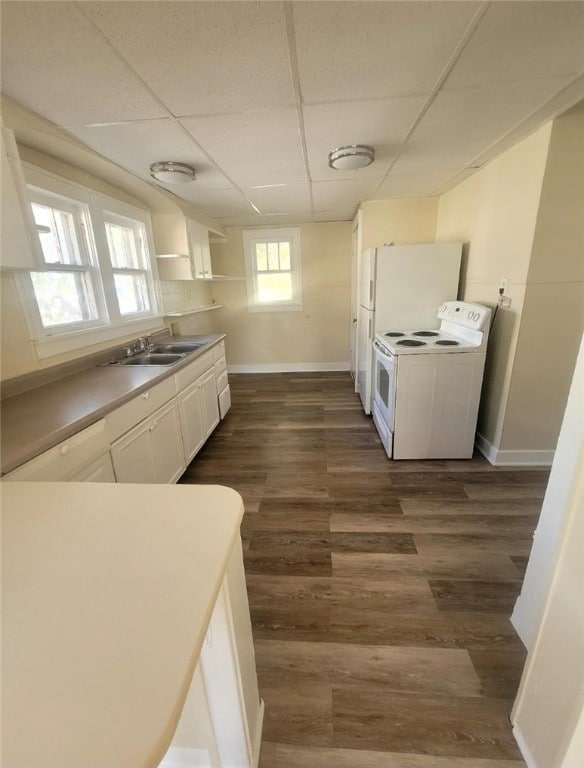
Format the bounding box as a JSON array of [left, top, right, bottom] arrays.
[[16, 164, 162, 359], [25, 187, 108, 335], [242, 228, 303, 313]]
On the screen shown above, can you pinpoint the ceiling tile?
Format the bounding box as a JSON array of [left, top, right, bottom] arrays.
[[180, 108, 307, 188], [392, 76, 573, 174], [312, 178, 381, 212], [304, 96, 426, 181], [245, 184, 312, 217], [446, 1, 584, 89], [313, 210, 355, 223], [181, 188, 253, 219], [67, 120, 233, 191], [373, 170, 458, 199], [82, 1, 295, 115], [293, 1, 481, 103], [0, 2, 167, 125]]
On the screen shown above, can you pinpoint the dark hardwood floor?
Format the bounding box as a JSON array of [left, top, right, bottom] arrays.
[[180, 372, 549, 768]]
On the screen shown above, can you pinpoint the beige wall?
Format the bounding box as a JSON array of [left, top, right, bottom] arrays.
[[209, 222, 352, 368], [359, 198, 438, 252], [502, 102, 584, 452], [436, 123, 552, 452]]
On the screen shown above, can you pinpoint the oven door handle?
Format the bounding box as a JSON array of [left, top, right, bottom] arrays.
[[374, 340, 394, 361]]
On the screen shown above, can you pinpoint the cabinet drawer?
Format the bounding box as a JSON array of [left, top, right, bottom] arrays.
[[219, 385, 231, 419], [213, 341, 226, 363], [214, 355, 227, 378], [216, 370, 228, 394], [175, 349, 214, 392], [105, 377, 176, 443], [3, 420, 108, 481]]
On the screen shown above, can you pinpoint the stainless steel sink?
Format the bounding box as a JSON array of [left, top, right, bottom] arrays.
[[120, 353, 185, 366], [150, 342, 205, 354]]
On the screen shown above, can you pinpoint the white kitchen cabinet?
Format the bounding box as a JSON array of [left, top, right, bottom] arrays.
[[160, 537, 264, 768], [153, 212, 211, 280], [69, 452, 116, 482], [200, 369, 220, 438], [214, 349, 231, 420], [111, 400, 185, 484], [2, 420, 110, 482], [188, 217, 212, 280], [177, 379, 206, 464], [177, 369, 219, 464], [0, 127, 43, 270]]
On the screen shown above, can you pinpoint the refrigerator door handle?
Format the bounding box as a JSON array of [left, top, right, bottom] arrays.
[[368, 317, 372, 340], [369, 280, 374, 305]]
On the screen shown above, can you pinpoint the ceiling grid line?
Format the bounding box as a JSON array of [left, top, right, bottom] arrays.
[[3, 1, 582, 225], [283, 1, 314, 218], [369, 0, 492, 199], [74, 0, 260, 219]]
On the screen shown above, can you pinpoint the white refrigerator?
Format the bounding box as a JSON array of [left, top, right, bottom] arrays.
[[357, 243, 462, 413]]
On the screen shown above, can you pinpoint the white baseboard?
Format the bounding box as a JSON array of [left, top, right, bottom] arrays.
[[252, 698, 265, 768], [227, 362, 350, 373], [475, 433, 554, 467], [513, 725, 538, 768]]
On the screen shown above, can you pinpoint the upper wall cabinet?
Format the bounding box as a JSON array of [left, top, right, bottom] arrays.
[[0, 128, 43, 270], [153, 212, 211, 280]]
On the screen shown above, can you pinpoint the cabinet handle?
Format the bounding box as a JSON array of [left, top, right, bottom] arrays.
[[59, 445, 70, 456], [142, 392, 150, 400]]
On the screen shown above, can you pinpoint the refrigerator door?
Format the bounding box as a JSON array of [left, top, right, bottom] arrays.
[[357, 305, 374, 413], [359, 248, 376, 310], [373, 243, 461, 332]]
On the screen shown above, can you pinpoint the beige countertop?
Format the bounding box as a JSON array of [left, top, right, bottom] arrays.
[[0, 334, 225, 475], [1, 481, 244, 768]]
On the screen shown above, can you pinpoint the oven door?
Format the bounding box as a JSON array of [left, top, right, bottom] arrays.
[[372, 341, 396, 457]]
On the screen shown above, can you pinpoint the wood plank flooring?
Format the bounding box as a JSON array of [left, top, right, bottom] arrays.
[[180, 372, 549, 768]]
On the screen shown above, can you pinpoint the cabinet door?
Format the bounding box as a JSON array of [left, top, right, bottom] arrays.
[[111, 419, 158, 483], [177, 380, 206, 463], [151, 400, 185, 483], [1, 128, 42, 270], [70, 452, 116, 482], [200, 370, 220, 438], [188, 218, 212, 279]]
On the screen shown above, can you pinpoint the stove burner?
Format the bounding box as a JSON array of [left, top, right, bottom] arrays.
[[435, 339, 460, 346], [385, 332, 405, 337], [397, 339, 426, 347], [413, 331, 439, 337]]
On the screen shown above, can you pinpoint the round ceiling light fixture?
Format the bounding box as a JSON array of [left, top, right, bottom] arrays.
[[328, 144, 375, 171], [149, 161, 196, 184]]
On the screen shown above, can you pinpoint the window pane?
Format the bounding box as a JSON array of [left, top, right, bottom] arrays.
[[31, 271, 97, 327], [279, 241, 290, 270], [114, 273, 150, 315], [255, 243, 267, 271], [32, 203, 82, 266], [267, 242, 279, 271], [106, 222, 141, 269], [257, 272, 292, 303]]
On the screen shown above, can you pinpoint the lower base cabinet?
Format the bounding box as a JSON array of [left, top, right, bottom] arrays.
[[111, 400, 184, 484], [70, 452, 115, 482], [159, 537, 263, 768]]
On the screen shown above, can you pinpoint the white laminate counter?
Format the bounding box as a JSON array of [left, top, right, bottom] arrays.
[[1, 481, 244, 768]]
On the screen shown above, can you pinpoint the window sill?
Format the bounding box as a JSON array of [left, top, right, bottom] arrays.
[[247, 303, 304, 314], [33, 316, 165, 359]]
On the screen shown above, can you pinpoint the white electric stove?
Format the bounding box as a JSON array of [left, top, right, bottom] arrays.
[[372, 301, 491, 460]]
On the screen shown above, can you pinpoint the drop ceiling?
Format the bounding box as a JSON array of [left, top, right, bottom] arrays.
[[1, 1, 583, 226]]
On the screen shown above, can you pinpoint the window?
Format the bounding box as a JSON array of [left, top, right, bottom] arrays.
[[17, 165, 161, 358], [242, 228, 302, 312], [28, 190, 105, 332], [104, 212, 153, 317]]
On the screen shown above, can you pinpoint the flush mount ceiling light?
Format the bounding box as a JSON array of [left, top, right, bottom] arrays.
[[149, 161, 196, 184], [328, 144, 375, 171]]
